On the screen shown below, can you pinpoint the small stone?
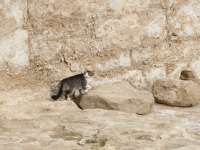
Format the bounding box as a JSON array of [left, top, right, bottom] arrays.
[[180, 70, 196, 80]]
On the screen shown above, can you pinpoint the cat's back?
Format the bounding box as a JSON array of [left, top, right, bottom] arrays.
[[61, 73, 84, 86]]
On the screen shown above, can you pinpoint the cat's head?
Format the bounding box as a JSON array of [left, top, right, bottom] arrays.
[[84, 70, 94, 77]]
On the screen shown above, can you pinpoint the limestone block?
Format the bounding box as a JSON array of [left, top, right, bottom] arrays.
[[78, 81, 154, 115], [0, 0, 28, 71]]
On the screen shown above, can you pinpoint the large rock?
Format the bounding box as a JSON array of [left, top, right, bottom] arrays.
[[153, 79, 200, 107], [76, 81, 154, 115]]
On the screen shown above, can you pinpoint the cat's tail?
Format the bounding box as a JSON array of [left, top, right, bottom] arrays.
[[51, 82, 63, 100]]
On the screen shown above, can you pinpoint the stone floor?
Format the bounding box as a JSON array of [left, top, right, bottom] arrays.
[[0, 83, 200, 150]]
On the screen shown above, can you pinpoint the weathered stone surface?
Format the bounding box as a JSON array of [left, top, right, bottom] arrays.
[[191, 59, 200, 78], [153, 79, 200, 107], [1, 0, 200, 92], [0, 0, 29, 71], [1, 0, 200, 149], [167, 0, 200, 39], [1, 83, 200, 149], [77, 81, 154, 115], [25, 0, 200, 88], [26, 0, 167, 80]]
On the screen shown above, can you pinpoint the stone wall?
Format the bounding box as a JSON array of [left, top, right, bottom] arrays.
[[1, 0, 200, 88]]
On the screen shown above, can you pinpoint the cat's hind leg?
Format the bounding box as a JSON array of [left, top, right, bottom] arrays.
[[68, 89, 76, 101], [64, 91, 71, 101]]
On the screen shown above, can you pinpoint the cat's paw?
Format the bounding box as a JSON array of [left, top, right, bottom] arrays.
[[86, 85, 92, 90], [66, 97, 71, 101]]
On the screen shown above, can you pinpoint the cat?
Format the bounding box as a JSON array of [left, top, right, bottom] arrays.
[[51, 70, 94, 101]]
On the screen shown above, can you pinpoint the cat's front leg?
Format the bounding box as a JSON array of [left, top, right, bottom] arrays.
[[80, 89, 87, 94], [86, 84, 92, 91]]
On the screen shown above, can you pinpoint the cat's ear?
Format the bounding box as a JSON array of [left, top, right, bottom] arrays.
[[83, 70, 87, 74], [83, 69, 94, 77], [87, 70, 94, 76]]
